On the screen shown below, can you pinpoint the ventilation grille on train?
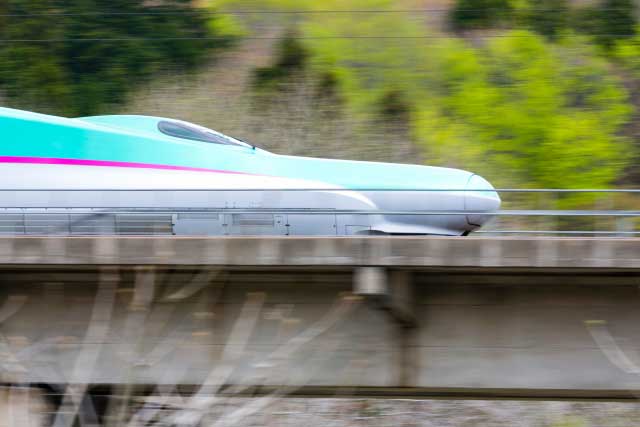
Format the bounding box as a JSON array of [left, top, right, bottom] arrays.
[[0, 213, 174, 235], [231, 214, 275, 227]]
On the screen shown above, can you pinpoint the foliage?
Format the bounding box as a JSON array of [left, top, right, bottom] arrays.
[[294, 0, 632, 189], [517, 0, 570, 40], [0, 0, 71, 114], [0, 0, 234, 116], [301, 0, 428, 115], [450, 0, 514, 30], [596, 0, 636, 48], [206, 0, 637, 192], [452, 0, 636, 48], [615, 27, 640, 76], [573, 0, 636, 48], [11, 0, 625, 194], [417, 32, 630, 190], [252, 32, 308, 89]]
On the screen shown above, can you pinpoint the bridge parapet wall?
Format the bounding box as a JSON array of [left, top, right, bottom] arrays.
[[0, 236, 638, 268]]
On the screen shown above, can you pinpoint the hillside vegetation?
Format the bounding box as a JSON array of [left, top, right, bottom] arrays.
[[2, 0, 640, 193], [0, 0, 236, 115], [214, 0, 640, 191]]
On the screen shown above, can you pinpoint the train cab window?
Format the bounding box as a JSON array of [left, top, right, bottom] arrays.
[[158, 120, 240, 146]]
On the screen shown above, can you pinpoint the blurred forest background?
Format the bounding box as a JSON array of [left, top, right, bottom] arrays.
[[2, 0, 640, 192]]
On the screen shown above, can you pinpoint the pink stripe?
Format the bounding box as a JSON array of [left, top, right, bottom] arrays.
[[0, 156, 253, 175]]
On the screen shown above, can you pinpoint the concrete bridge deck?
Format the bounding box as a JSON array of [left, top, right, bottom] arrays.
[[0, 236, 639, 269]]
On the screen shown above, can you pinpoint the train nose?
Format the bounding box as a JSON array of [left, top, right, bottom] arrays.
[[465, 174, 501, 227]]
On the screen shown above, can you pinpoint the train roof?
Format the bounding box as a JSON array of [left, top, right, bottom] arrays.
[[0, 107, 252, 148], [78, 115, 252, 148], [0, 106, 482, 191]]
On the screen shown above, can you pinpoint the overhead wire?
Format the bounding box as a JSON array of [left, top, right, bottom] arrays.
[[0, 34, 636, 43], [0, 7, 636, 17]]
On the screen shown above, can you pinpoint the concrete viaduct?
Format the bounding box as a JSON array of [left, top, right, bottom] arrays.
[[0, 236, 638, 407]]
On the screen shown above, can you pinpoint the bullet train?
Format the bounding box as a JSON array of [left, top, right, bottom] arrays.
[[0, 107, 500, 236]]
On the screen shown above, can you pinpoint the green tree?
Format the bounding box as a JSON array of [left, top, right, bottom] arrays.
[[0, 0, 233, 116], [302, 0, 428, 115], [450, 0, 514, 30], [598, 0, 636, 47], [0, 0, 71, 114], [416, 32, 630, 190], [252, 31, 308, 89], [217, 0, 635, 192], [573, 0, 636, 48], [519, 0, 570, 40]]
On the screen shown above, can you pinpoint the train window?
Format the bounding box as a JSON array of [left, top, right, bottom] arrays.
[[158, 120, 240, 146]]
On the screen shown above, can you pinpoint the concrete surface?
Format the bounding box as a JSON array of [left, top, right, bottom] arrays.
[[0, 234, 639, 427], [0, 236, 638, 268], [0, 267, 638, 394]]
